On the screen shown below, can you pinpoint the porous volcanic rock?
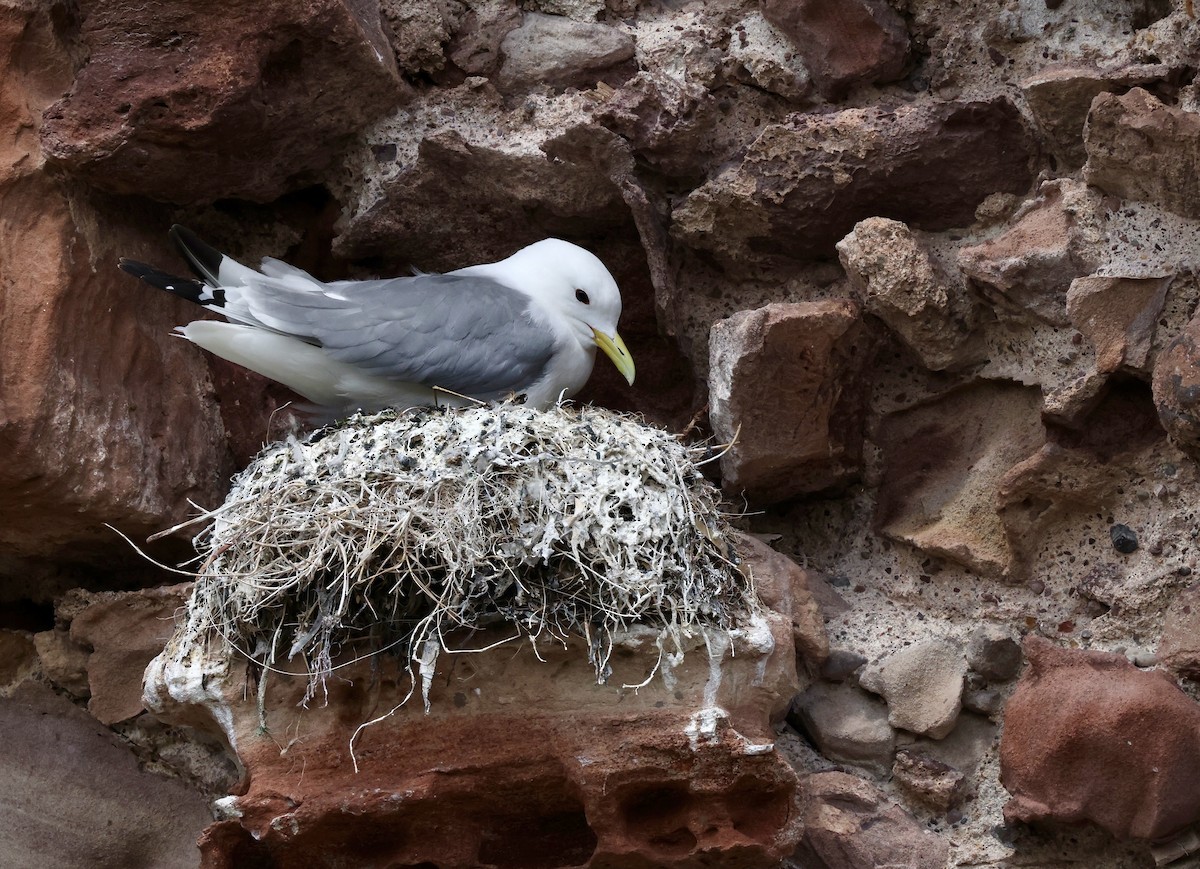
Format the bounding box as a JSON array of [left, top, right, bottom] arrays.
[[965, 625, 1022, 682], [335, 124, 629, 268], [445, 0, 522, 76], [708, 300, 870, 503], [958, 180, 1104, 327], [495, 13, 636, 94], [838, 216, 982, 370], [0, 683, 211, 868], [875, 383, 1046, 580], [1021, 63, 1167, 170], [147, 582, 804, 867], [1066, 273, 1171, 374], [1158, 583, 1200, 680], [788, 771, 951, 868], [728, 12, 813, 101], [859, 637, 967, 739], [1153, 307, 1200, 455], [1085, 88, 1200, 220], [892, 748, 966, 812], [672, 97, 1037, 264], [1001, 636, 1200, 840], [597, 72, 721, 178], [759, 0, 910, 96], [40, 0, 402, 204]]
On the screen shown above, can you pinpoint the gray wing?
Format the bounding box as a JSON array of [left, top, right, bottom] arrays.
[[238, 273, 558, 396]]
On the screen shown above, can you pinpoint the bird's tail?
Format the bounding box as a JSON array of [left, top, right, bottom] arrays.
[[119, 225, 254, 309], [169, 225, 225, 287], [117, 259, 217, 306]]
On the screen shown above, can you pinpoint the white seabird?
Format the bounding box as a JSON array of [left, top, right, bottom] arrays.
[[119, 226, 636, 414]]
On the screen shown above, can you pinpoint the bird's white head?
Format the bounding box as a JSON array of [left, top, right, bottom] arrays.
[[490, 238, 635, 386]]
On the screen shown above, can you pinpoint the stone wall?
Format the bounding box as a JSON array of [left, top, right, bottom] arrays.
[[5, 0, 1200, 865]]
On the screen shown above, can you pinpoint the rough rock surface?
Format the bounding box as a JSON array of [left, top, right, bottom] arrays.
[[958, 180, 1103, 327], [67, 585, 192, 725], [40, 0, 402, 204], [0, 630, 37, 690], [758, 0, 910, 96], [838, 217, 982, 371], [892, 748, 966, 812], [875, 383, 1046, 580], [965, 626, 1022, 683], [1085, 88, 1200, 219], [496, 13, 635, 94], [790, 682, 896, 772], [1159, 583, 1200, 680], [1067, 274, 1171, 374], [1022, 64, 1166, 171], [146, 556, 804, 868], [0, 683, 212, 868], [708, 300, 870, 502], [728, 13, 812, 100], [1154, 306, 1200, 455], [859, 637, 967, 739], [789, 771, 951, 869], [1001, 636, 1200, 840], [0, 2, 239, 586], [11, 0, 1200, 865], [735, 532, 830, 672], [673, 98, 1037, 265]]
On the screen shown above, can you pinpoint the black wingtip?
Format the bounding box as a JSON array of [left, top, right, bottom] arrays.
[[119, 257, 209, 303], [170, 225, 225, 286]]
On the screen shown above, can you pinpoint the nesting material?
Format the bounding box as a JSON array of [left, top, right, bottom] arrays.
[[171, 402, 757, 707]]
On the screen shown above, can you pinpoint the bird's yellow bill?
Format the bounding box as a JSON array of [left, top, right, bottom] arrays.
[[592, 328, 636, 385]]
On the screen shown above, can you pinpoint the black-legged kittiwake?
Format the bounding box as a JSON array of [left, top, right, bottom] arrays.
[[119, 226, 636, 414]]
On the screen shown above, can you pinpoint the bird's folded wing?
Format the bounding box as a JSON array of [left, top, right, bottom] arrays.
[[239, 273, 559, 396]]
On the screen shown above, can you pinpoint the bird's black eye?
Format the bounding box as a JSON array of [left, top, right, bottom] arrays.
[[575, 288, 590, 305]]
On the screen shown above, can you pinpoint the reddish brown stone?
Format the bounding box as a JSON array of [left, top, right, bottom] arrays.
[[1067, 274, 1171, 374], [40, 0, 401, 205], [67, 585, 192, 725], [1153, 308, 1200, 455], [334, 127, 628, 269], [1159, 583, 1200, 680], [1085, 88, 1200, 219], [734, 532, 830, 674], [0, 4, 236, 580], [672, 98, 1038, 264], [597, 73, 721, 178], [958, 180, 1103, 327], [791, 771, 951, 868], [709, 300, 870, 503], [1022, 63, 1167, 170], [1001, 636, 1200, 840], [759, 0, 910, 96], [875, 383, 1046, 580], [148, 615, 801, 869]]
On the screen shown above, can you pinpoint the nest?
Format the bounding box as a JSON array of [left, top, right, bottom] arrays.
[[168, 402, 757, 711]]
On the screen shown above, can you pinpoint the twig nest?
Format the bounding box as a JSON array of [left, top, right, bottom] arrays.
[[175, 402, 758, 705]]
